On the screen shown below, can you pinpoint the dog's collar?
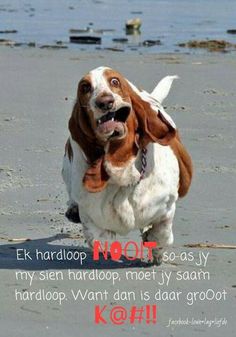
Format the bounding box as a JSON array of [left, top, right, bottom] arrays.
[[139, 147, 148, 181]]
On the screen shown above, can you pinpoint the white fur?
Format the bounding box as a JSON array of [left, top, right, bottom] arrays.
[[89, 66, 112, 120], [151, 75, 179, 104], [62, 137, 179, 260], [62, 70, 181, 262], [103, 155, 141, 186], [89, 66, 128, 121]]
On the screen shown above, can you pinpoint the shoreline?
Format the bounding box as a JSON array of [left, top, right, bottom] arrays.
[[1, 0, 236, 55]]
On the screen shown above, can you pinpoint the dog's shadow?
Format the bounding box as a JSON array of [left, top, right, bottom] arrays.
[[0, 234, 153, 270]]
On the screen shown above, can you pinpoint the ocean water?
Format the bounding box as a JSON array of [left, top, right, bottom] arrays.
[[0, 0, 236, 53]]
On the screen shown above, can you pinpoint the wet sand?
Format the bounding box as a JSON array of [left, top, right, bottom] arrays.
[[0, 48, 236, 337]]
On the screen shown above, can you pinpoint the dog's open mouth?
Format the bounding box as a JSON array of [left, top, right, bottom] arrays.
[[96, 105, 131, 139]]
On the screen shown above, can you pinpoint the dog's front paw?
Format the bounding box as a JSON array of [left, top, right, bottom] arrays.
[[65, 204, 81, 223]]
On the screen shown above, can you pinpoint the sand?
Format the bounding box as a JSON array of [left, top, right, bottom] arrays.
[[0, 47, 236, 337]]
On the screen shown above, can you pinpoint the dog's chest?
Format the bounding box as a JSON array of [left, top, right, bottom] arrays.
[[74, 143, 179, 234]]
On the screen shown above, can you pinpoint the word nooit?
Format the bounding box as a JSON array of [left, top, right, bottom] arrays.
[[93, 241, 157, 261]]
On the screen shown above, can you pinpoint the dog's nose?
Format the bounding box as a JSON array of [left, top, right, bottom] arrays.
[[95, 95, 115, 111]]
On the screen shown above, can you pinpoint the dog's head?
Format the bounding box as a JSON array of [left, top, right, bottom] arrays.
[[73, 67, 133, 144], [69, 66, 176, 191]]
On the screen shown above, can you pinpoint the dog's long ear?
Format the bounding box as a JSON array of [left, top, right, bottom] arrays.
[[127, 84, 176, 147], [83, 158, 109, 193], [69, 100, 97, 161], [69, 101, 109, 192]]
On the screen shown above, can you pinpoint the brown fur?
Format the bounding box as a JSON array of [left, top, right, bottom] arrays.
[[104, 110, 139, 167], [169, 132, 193, 197], [69, 101, 108, 192], [104, 70, 176, 167], [68, 68, 193, 196], [126, 82, 176, 147], [124, 81, 193, 197]]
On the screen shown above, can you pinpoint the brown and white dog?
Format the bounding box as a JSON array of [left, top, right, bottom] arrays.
[[62, 66, 193, 264]]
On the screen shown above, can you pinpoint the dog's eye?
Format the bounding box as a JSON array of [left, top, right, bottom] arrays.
[[110, 78, 120, 87], [80, 82, 92, 94]]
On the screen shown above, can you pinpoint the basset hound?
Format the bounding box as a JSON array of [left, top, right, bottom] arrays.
[[62, 66, 193, 264]]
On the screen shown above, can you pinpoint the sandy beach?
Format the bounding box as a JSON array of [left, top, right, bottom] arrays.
[[0, 47, 236, 337]]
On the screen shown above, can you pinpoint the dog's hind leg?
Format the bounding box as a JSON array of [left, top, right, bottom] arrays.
[[62, 143, 81, 223], [65, 202, 81, 223], [82, 221, 116, 250]]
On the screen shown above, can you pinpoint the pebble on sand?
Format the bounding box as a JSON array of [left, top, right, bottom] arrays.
[[143, 40, 161, 47], [70, 36, 101, 44], [112, 38, 128, 43], [227, 29, 236, 34], [0, 39, 16, 46], [0, 29, 17, 34]]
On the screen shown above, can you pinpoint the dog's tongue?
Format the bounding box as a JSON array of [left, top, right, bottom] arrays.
[[97, 120, 120, 134]]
